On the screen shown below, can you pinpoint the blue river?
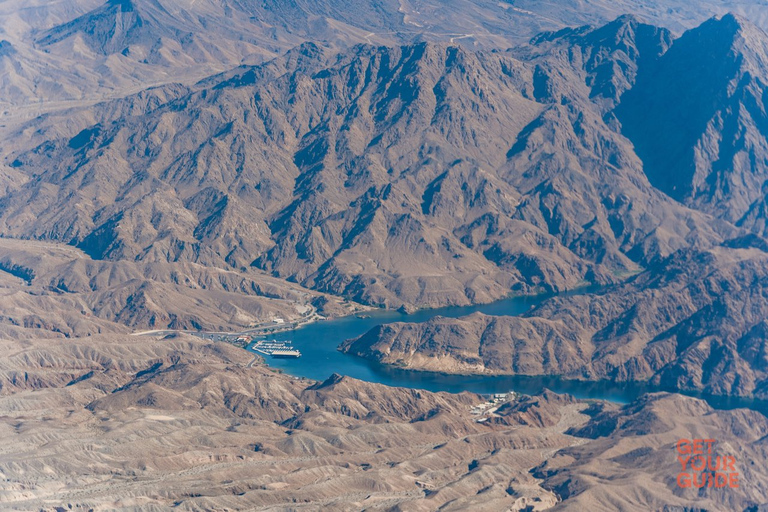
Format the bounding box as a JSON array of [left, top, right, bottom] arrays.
[[247, 291, 768, 415]]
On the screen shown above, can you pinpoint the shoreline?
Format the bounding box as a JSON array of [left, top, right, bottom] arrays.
[[131, 295, 768, 416], [125, 285, 768, 414], [130, 282, 609, 339], [332, 351, 768, 414]]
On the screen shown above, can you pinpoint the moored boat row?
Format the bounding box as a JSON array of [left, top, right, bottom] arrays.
[[251, 339, 302, 358]]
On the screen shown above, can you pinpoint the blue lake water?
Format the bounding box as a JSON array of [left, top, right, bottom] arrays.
[[247, 291, 768, 415]]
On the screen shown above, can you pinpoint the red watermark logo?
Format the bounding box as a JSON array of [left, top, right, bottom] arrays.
[[676, 439, 739, 488]]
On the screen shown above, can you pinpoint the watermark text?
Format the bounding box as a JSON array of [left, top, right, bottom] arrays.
[[676, 438, 739, 488]]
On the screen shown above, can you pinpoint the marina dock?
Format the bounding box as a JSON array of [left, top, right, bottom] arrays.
[[251, 340, 302, 358]]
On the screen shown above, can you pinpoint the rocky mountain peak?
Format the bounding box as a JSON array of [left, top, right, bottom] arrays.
[[615, 12, 768, 225], [0, 39, 16, 57], [724, 14, 768, 75], [525, 15, 672, 107], [107, 0, 138, 13], [312, 373, 347, 389], [707, 12, 761, 41], [590, 13, 646, 38], [587, 13, 670, 47], [37, 0, 150, 55], [672, 12, 768, 72]]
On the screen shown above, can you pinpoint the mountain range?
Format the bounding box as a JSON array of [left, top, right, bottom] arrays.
[[2, 0, 768, 112], [340, 14, 768, 400], [2, 10, 768, 402], [3, 3, 768, 510], [5, 14, 761, 309]]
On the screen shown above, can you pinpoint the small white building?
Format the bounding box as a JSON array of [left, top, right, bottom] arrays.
[[273, 318, 285, 324]]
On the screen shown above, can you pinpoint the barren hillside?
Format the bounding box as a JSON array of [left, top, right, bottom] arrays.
[[1, 335, 765, 511]]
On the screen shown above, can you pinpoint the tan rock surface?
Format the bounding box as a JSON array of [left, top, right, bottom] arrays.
[[1, 334, 766, 511]]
